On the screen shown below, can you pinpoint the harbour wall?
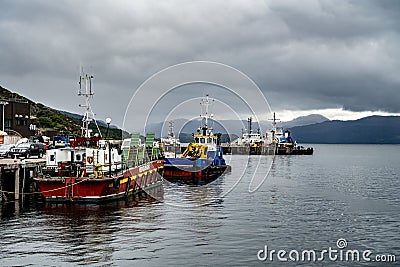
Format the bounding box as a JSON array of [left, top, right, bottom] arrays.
[[0, 159, 45, 202]]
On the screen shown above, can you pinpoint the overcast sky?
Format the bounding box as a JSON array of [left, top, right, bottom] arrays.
[[1, 0, 399, 130]]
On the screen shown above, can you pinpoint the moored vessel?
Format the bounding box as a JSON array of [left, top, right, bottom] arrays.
[[34, 133, 164, 202], [163, 95, 231, 185], [161, 121, 181, 158], [228, 117, 266, 155], [224, 113, 313, 155], [33, 72, 164, 202], [268, 113, 314, 155]]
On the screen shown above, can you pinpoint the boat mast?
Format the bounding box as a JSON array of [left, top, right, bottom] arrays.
[[269, 112, 280, 140], [168, 121, 174, 138], [78, 70, 101, 138], [168, 120, 177, 157], [248, 117, 253, 134], [200, 94, 214, 136]]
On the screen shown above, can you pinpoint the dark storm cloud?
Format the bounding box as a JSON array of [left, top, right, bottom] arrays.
[[0, 0, 399, 127], [258, 0, 400, 112]]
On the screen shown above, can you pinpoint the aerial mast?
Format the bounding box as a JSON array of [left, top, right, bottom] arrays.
[[269, 112, 280, 140], [168, 121, 175, 138], [248, 117, 253, 134], [200, 94, 214, 136], [78, 70, 101, 138]]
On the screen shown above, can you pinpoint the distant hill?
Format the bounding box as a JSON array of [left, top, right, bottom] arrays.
[[178, 133, 238, 143], [0, 85, 125, 139], [289, 116, 400, 144], [58, 110, 119, 129], [0, 85, 81, 134], [147, 114, 331, 139], [149, 115, 400, 144], [281, 114, 329, 128], [146, 118, 244, 138]]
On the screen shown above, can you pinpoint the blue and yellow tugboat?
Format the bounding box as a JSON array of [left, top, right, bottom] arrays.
[[163, 95, 231, 185]]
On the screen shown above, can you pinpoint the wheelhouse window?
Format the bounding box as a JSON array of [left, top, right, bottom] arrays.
[[17, 119, 27, 126], [5, 119, 11, 130]]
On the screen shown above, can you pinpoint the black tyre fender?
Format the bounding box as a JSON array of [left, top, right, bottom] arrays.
[[113, 177, 121, 189], [125, 177, 131, 197]]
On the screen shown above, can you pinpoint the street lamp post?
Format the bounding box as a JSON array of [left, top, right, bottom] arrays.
[[105, 118, 112, 177]]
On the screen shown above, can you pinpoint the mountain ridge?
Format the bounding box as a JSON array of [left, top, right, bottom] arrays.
[[288, 115, 400, 144], [280, 114, 329, 128], [3, 85, 399, 143], [150, 115, 400, 144], [146, 114, 329, 138]]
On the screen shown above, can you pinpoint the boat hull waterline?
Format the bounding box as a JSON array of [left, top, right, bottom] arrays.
[[34, 160, 164, 202], [163, 164, 231, 185]]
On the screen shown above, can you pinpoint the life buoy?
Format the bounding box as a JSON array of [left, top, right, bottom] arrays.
[[61, 177, 65, 183], [87, 156, 94, 164]]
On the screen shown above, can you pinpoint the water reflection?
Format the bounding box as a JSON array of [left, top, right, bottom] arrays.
[[1, 147, 399, 266], [40, 204, 117, 264], [162, 171, 224, 207], [269, 155, 294, 180], [0, 190, 165, 266]]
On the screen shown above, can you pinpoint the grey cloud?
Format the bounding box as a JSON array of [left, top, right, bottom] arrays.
[[0, 0, 399, 128]]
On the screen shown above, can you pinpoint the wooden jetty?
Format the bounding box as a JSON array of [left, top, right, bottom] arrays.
[[0, 158, 46, 202]]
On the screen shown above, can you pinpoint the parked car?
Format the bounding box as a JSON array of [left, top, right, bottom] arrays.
[[8, 142, 45, 158], [0, 144, 15, 158]]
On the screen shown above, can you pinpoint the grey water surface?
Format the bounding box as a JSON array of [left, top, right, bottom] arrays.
[[1, 144, 399, 266]]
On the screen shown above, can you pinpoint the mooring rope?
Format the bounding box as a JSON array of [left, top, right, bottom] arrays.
[[0, 177, 90, 195]]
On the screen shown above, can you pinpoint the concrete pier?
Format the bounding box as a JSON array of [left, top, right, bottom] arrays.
[[0, 158, 46, 202]]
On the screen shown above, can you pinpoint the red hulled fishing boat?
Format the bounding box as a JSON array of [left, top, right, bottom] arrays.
[[33, 72, 164, 202]]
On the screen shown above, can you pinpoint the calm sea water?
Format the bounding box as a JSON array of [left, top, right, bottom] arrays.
[[1, 144, 399, 266]]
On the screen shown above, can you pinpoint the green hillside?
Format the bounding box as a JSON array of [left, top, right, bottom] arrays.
[[0, 85, 125, 139]]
